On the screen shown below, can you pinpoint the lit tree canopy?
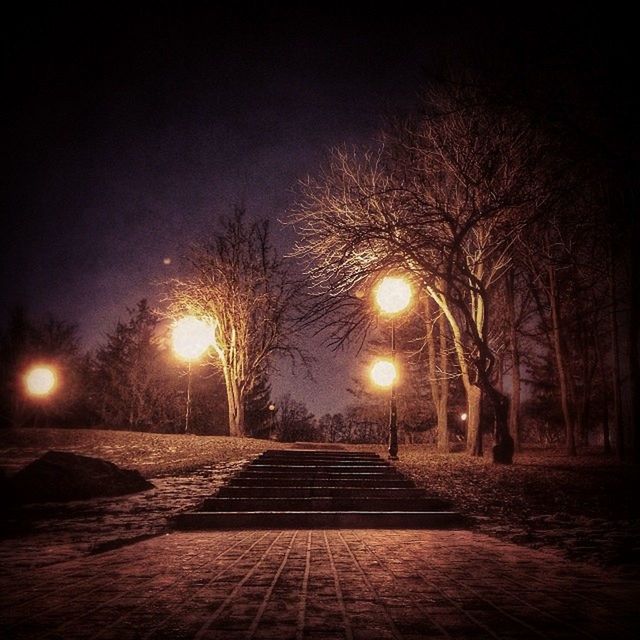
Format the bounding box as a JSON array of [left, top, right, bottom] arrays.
[[167, 209, 304, 437], [290, 80, 552, 462]]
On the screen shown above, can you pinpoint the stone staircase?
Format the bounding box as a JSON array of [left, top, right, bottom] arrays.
[[175, 449, 465, 529]]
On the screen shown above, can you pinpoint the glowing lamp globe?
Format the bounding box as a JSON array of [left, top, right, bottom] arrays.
[[375, 276, 412, 314], [172, 316, 215, 362], [25, 365, 57, 397], [370, 359, 397, 388]]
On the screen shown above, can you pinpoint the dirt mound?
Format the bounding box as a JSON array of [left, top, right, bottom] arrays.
[[9, 450, 154, 504]]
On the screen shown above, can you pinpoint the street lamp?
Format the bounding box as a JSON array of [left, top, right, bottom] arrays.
[[374, 275, 412, 459], [370, 359, 397, 388], [24, 365, 57, 398], [268, 403, 277, 439], [171, 316, 215, 433]]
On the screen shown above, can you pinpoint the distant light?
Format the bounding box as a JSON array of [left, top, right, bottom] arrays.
[[163, 257, 172, 265], [268, 403, 276, 411], [460, 412, 468, 421], [171, 316, 215, 362], [24, 365, 57, 397], [375, 276, 412, 314], [370, 359, 397, 388]]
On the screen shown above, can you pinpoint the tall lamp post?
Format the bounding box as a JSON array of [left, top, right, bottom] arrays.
[[373, 276, 412, 459], [171, 316, 215, 433], [268, 403, 277, 439]]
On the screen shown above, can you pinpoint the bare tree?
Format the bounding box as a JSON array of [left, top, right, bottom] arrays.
[[273, 394, 317, 442], [291, 80, 547, 463], [167, 210, 304, 437]]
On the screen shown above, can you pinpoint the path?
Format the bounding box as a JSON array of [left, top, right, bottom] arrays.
[[1, 528, 638, 639]]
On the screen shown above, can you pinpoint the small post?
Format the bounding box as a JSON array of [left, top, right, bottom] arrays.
[[185, 361, 192, 433], [388, 317, 398, 460]]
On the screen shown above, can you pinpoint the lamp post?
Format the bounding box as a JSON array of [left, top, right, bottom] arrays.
[[268, 403, 277, 439], [171, 316, 215, 433], [374, 276, 412, 459]]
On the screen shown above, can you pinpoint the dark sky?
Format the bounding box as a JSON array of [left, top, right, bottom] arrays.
[[2, 4, 634, 415]]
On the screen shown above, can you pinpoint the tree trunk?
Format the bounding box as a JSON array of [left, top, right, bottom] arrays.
[[548, 263, 576, 456], [608, 235, 624, 459], [468, 385, 483, 456], [437, 311, 449, 452], [505, 269, 521, 452], [427, 286, 480, 456], [224, 372, 245, 437], [602, 393, 612, 454], [425, 295, 449, 453], [496, 353, 504, 393], [487, 383, 512, 463], [629, 211, 639, 464]]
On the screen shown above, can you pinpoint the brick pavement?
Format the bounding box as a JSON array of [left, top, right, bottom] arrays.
[[1, 529, 638, 639]]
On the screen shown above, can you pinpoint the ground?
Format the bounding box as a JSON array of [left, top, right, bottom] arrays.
[[0, 429, 638, 575], [354, 444, 640, 577], [0, 429, 638, 638]]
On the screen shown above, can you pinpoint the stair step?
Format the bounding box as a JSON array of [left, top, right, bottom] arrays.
[[236, 472, 402, 480], [217, 486, 428, 498], [228, 478, 415, 487], [253, 461, 391, 467], [201, 497, 451, 511], [175, 511, 466, 529], [260, 451, 380, 460]]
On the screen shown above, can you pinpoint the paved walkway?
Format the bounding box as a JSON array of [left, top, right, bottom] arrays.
[[1, 529, 638, 639]]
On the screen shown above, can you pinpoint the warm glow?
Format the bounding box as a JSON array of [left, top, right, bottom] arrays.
[[375, 276, 412, 314], [172, 316, 215, 362], [460, 412, 468, 421], [370, 359, 397, 388], [24, 365, 57, 397]]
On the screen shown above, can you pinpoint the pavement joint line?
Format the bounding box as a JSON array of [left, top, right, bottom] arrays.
[[0, 543, 165, 612], [390, 542, 555, 639], [355, 532, 505, 640], [339, 531, 453, 639], [489, 564, 639, 636], [246, 529, 299, 639], [3, 541, 199, 639], [334, 530, 404, 640], [193, 530, 288, 640], [30, 570, 176, 640], [296, 531, 312, 640], [435, 582, 536, 640], [90, 530, 256, 640], [489, 557, 630, 611], [323, 530, 354, 640], [0, 565, 121, 614], [429, 570, 567, 640], [141, 530, 274, 640], [441, 559, 605, 640]]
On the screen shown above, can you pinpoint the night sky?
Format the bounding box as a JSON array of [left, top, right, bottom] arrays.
[[2, 4, 633, 416]]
